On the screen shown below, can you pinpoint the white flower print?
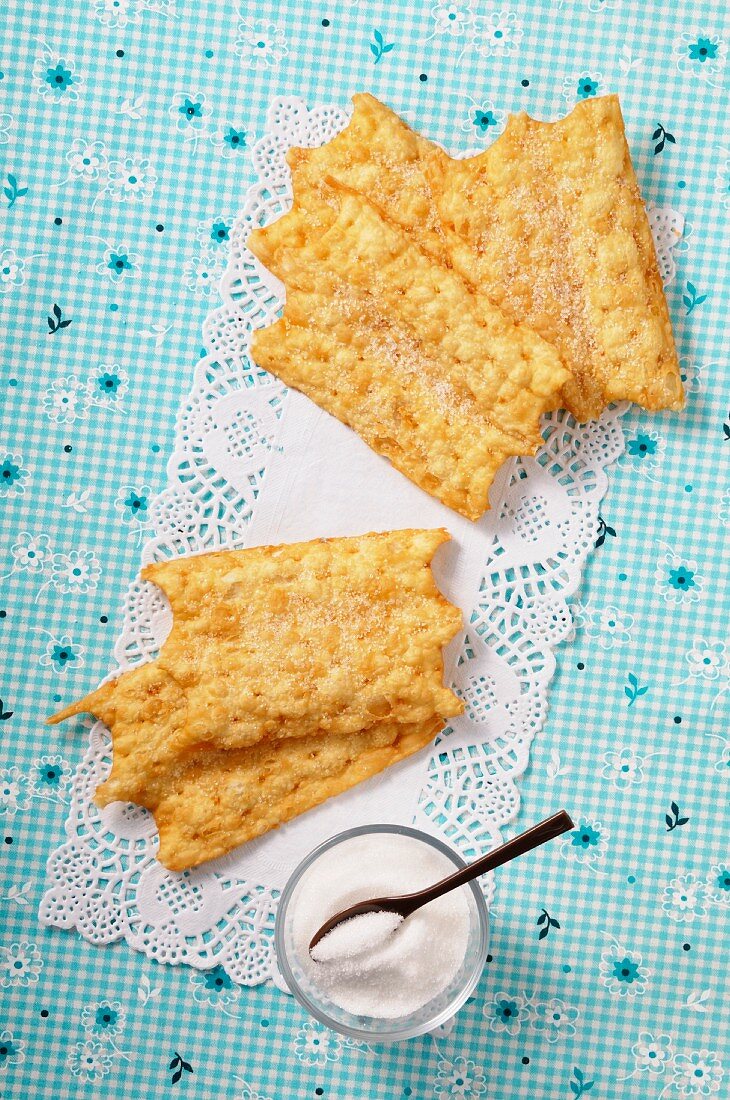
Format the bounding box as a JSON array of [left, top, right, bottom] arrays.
[[32, 44, 84, 102], [106, 157, 157, 203], [293, 1022, 341, 1066], [601, 748, 645, 789], [95, 243, 139, 281], [114, 484, 152, 527], [713, 740, 730, 773], [8, 532, 50, 573], [718, 488, 730, 527], [630, 1031, 673, 1075], [195, 216, 234, 249], [235, 21, 288, 69], [0, 1029, 25, 1071], [189, 965, 241, 1008], [434, 1056, 487, 1097], [576, 603, 633, 650], [50, 550, 102, 595], [662, 874, 706, 923], [234, 1082, 271, 1100], [671, 1050, 724, 1095], [43, 375, 90, 424], [67, 1040, 113, 1083], [678, 356, 704, 395], [562, 70, 603, 103], [673, 32, 726, 86], [619, 426, 665, 479], [169, 91, 208, 135], [460, 99, 505, 140], [470, 10, 523, 57], [684, 638, 727, 681], [430, 3, 473, 37], [704, 864, 730, 908], [486, 990, 525, 1035], [94, 0, 144, 28], [30, 754, 71, 796], [599, 939, 649, 997], [0, 941, 43, 987], [66, 139, 108, 181], [88, 365, 129, 408], [561, 818, 608, 868], [209, 125, 248, 159], [0, 114, 12, 145], [0, 249, 25, 293], [183, 252, 225, 296], [654, 547, 704, 606], [714, 157, 730, 210], [530, 997, 579, 1042], [81, 1000, 126, 1038], [0, 768, 30, 816], [38, 634, 83, 673]]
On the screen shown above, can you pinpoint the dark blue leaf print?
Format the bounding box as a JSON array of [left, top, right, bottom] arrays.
[[666, 803, 689, 831], [0, 699, 13, 721]]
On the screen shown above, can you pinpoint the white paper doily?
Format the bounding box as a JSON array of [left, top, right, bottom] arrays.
[[39, 98, 683, 986]]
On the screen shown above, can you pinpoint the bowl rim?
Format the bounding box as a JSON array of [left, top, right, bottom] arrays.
[[274, 822, 490, 1042]]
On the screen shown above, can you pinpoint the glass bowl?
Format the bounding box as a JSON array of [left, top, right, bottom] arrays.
[[275, 824, 489, 1042]]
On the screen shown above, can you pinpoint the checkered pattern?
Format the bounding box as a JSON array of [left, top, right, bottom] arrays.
[[1, 0, 728, 1096]]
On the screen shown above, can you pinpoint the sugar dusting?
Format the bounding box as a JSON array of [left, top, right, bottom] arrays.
[[291, 833, 471, 1019]]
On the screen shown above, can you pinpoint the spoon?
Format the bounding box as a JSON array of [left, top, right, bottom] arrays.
[[309, 810, 574, 954]]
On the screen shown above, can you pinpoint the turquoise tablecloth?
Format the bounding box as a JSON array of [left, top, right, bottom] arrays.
[[1, 1, 728, 1097]]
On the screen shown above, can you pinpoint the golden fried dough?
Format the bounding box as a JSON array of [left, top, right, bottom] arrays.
[[272, 92, 682, 424], [250, 181, 569, 519], [146, 716, 443, 871], [49, 530, 463, 858]]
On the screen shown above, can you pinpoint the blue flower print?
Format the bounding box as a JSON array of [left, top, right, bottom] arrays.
[[179, 97, 203, 121], [600, 939, 649, 997], [717, 869, 730, 891], [124, 490, 147, 516], [42, 638, 82, 672], [0, 1029, 24, 1069], [36, 758, 66, 787], [170, 92, 207, 137], [0, 453, 29, 498], [486, 990, 524, 1035], [561, 817, 608, 867], [210, 221, 231, 245], [571, 824, 600, 849], [674, 32, 725, 83], [668, 567, 696, 591], [531, 997, 579, 1042], [81, 999, 125, 1038], [91, 365, 128, 407], [473, 109, 498, 133], [627, 433, 657, 458], [655, 548, 704, 605], [45, 63, 74, 93], [98, 371, 121, 396], [33, 46, 83, 102], [97, 244, 138, 282], [688, 37, 719, 62], [562, 70, 603, 104], [224, 126, 247, 151], [494, 997, 519, 1024], [190, 964, 241, 1007], [577, 75, 599, 98], [108, 253, 132, 276], [612, 957, 640, 985]]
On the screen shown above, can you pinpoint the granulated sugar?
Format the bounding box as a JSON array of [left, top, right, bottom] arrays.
[[291, 833, 471, 1019], [310, 911, 404, 963]]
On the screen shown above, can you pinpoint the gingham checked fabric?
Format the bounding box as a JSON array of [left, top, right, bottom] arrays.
[[1, 1, 728, 1097]]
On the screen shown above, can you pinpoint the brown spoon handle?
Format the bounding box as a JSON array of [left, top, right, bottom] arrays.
[[394, 810, 574, 917]]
